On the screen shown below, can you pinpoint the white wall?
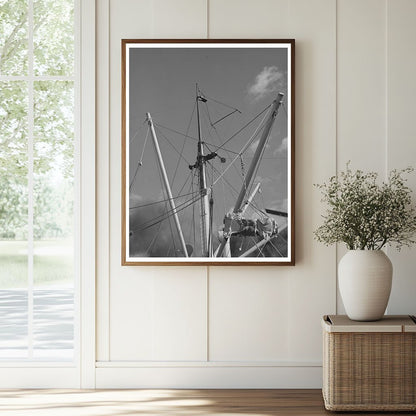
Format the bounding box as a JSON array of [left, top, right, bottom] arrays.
[[95, 0, 416, 388]]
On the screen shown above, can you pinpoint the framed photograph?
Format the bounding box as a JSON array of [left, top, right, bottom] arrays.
[[122, 39, 295, 265]]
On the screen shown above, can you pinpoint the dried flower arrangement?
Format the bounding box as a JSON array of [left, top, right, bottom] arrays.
[[314, 164, 416, 250]]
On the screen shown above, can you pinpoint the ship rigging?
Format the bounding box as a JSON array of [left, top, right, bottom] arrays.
[[129, 85, 288, 258]]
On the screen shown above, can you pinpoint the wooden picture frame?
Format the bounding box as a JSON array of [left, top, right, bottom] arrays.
[[122, 39, 295, 265]]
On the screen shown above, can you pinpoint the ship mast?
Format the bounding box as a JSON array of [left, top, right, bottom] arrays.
[[195, 84, 211, 257], [146, 112, 189, 257]]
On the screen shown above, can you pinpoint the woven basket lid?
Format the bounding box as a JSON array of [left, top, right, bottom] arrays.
[[322, 315, 416, 333]]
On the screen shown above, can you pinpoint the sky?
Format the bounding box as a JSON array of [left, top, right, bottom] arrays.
[[127, 45, 290, 258]]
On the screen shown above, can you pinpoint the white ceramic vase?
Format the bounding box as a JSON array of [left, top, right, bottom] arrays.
[[338, 250, 392, 321]]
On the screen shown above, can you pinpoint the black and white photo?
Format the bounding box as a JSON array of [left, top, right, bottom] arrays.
[[122, 40, 295, 265]]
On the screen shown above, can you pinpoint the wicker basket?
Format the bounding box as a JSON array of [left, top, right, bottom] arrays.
[[322, 315, 416, 411]]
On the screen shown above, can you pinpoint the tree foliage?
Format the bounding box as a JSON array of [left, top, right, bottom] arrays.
[[33, 0, 74, 76], [0, 0, 28, 75], [0, 177, 27, 238], [0, 81, 28, 179], [314, 164, 416, 251], [0, 0, 74, 240]]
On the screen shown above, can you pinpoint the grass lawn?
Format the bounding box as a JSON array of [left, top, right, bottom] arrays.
[[0, 240, 73, 289]]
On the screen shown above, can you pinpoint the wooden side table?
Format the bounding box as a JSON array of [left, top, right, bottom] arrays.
[[322, 315, 416, 411]]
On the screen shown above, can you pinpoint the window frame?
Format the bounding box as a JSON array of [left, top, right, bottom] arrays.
[[0, 0, 96, 388]]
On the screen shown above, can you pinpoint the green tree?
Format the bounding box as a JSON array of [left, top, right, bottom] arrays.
[[0, 0, 74, 240], [0, 176, 27, 238], [0, 0, 28, 75]]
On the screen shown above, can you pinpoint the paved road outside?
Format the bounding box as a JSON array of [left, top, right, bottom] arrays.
[[0, 288, 74, 360]]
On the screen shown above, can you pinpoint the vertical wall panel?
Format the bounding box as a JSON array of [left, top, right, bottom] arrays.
[[106, 0, 208, 361], [336, 0, 387, 313], [209, 0, 289, 38], [151, 270, 207, 361], [337, 0, 387, 172], [110, 268, 207, 361], [209, 267, 290, 362], [286, 0, 337, 361], [386, 0, 416, 314], [152, 0, 208, 38]]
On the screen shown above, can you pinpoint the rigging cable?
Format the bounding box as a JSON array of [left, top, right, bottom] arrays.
[[208, 161, 266, 218], [154, 123, 196, 253], [176, 170, 194, 200], [155, 168, 194, 254], [153, 122, 238, 155], [268, 238, 284, 257], [155, 156, 177, 256], [130, 189, 199, 210], [203, 104, 243, 183], [211, 109, 240, 126], [239, 154, 246, 197], [203, 103, 239, 154], [203, 104, 240, 214], [259, 187, 268, 220], [129, 126, 150, 191], [172, 100, 196, 186], [153, 123, 199, 141], [198, 88, 241, 113], [214, 103, 272, 151], [136, 196, 200, 234], [199, 89, 241, 126], [129, 118, 147, 144], [145, 209, 165, 256], [207, 161, 239, 200], [275, 230, 288, 247], [131, 194, 200, 233], [131, 194, 200, 232], [211, 106, 271, 187], [154, 126, 191, 165], [250, 237, 266, 257], [146, 222, 163, 255], [245, 134, 269, 202]]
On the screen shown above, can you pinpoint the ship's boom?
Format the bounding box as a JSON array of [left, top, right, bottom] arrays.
[[216, 92, 284, 258], [233, 93, 284, 213]]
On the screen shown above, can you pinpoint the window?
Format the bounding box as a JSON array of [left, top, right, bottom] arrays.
[[0, 0, 77, 361]]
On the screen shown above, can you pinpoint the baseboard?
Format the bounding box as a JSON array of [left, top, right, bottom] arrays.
[[95, 365, 323, 388], [0, 364, 323, 389], [0, 367, 80, 388]]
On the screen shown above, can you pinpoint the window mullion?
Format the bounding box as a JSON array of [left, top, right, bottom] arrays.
[[27, 0, 34, 359]]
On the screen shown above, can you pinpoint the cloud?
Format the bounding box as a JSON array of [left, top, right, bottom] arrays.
[[248, 66, 285, 100], [273, 137, 288, 156]]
